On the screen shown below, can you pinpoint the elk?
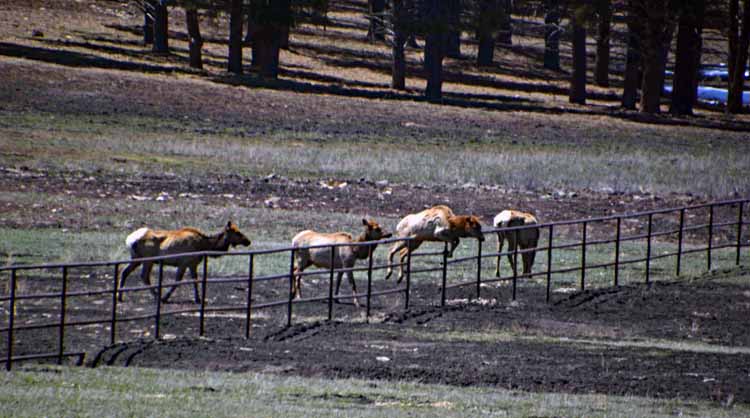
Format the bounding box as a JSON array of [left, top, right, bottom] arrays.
[[118, 221, 251, 303], [291, 219, 392, 306], [385, 205, 485, 283], [493, 210, 540, 277]]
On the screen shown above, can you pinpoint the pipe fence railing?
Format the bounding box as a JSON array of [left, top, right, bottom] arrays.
[[1, 198, 748, 370]]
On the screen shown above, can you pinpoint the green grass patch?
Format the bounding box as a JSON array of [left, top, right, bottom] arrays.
[[0, 365, 746, 418]]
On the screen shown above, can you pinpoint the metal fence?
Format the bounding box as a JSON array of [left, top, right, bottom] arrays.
[[1, 198, 748, 370]]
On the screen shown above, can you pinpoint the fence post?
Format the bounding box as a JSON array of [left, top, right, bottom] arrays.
[[405, 240, 411, 310], [245, 254, 254, 339], [199, 257, 208, 337], [614, 217, 621, 287], [58, 266, 68, 365], [6, 269, 17, 371], [738, 202, 745, 266], [512, 230, 518, 301], [110, 263, 119, 345], [546, 225, 553, 303], [646, 214, 653, 285], [707, 204, 714, 271], [287, 249, 295, 327], [581, 222, 587, 291], [475, 239, 483, 300], [441, 242, 448, 307], [367, 244, 374, 319], [677, 208, 685, 276], [328, 246, 335, 321], [155, 262, 163, 339]]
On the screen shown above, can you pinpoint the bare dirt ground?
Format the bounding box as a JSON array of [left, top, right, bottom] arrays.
[[80, 267, 750, 404], [4, 263, 750, 404]]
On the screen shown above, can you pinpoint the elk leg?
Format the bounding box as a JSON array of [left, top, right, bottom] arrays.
[[292, 266, 303, 299], [334, 271, 345, 303], [385, 241, 406, 280], [118, 261, 141, 301], [347, 271, 360, 307], [396, 247, 409, 284], [448, 238, 459, 257], [507, 241, 518, 277], [397, 240, 422, 284], [189, 265, 201, 303], [140, 262, 156, 297], [523, 245, 538, 276], [162, 265, 187, 303], [495, 233, 504, 277]]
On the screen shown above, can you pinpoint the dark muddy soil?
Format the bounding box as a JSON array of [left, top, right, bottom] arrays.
[[4, 265, 750, 404], [83, 268, 750, 404]]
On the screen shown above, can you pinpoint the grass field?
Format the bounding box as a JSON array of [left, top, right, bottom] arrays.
[[2, 101, 750, 197], [1, 365, 748, 418]]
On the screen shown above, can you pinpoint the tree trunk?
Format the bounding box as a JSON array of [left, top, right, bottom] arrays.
[[247, 0, 289, 79], [729, 0, 739, 85], [728, 0, 750, 113], [152, 1, 168, 53], [594, 0, 612, 87], [245, 0, 255, 44], [639, 0, 671, 114], [228, 0, 243, 74], [425, 31, 445, 102], [657, 24, 676, 103], [498, 0, 512, 45], [279, 24, 290, 49], [424, 0, 447, 102], [186, 7, 203, 69], [143, 0, 154, 45], [476, 0, 496, 66], [445, 0, 461, 58], [543, 0, 560, 70], [622, 1, 641, 109], [477, 33, 495, 66], [391, 0, 407, 89], [254, 28, 282, 79], [569, 17, 587, 104], [367, 0, 386, 42], [670, 0, 705, 116]]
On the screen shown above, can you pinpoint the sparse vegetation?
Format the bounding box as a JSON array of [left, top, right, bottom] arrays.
[[1, 365, 748, 418]]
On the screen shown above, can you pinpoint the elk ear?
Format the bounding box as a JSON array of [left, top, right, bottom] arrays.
[[226, 221, 234, 230], [383, 233, 393, 238], [362, 218, 369, 226]]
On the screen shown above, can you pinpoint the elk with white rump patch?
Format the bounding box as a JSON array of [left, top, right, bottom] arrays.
[[385, 205, 485, 283], [291, 219, 392, 306], [493, 210, 539, 277], [119, 221, 251, 303]]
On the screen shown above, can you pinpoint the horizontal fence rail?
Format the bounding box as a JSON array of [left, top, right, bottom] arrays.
[[1, 198, 748, 370]]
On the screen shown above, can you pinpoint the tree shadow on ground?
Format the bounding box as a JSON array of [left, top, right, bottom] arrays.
[[2, 40, 749, 133]]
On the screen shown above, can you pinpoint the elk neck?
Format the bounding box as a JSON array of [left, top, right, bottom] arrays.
[[447, 215, 467, 230], [204, 230, 231, 253], [353, 231, 377, 260]]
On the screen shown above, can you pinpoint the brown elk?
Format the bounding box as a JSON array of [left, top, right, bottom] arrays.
[[385, 205, 485, 283], [493, 210, 539, 277], [118, 221, 251, 303], [291, 219, 391, 307]]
